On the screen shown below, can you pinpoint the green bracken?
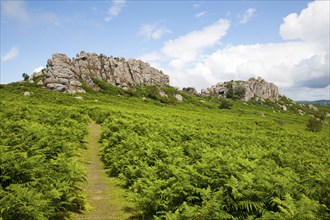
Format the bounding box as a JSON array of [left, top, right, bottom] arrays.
[[0, 81, 329, 219]]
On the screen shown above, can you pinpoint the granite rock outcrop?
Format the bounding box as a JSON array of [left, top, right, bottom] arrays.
[[30, 51, 170, 93], [201, 77, 280, 102]]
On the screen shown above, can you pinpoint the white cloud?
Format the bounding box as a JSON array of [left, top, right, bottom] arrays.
[[195, 11, 206, 18], [140, 1, 329, 100], [193, 2, 203, 9], [189, 41, 326, 89], [1, 0, 62, 27], [239, 8, 256, 24], [2, 47, 19, 62], [161, 19, 230, 61], [32, 66, 44, 74], [1, 0, 30, 23], [140, 19, 230, 86], [138, 22, 171, 40], [280, 0, 329, 45], [104, 0, 126, 22], [39, 12, 62, 27], [281, 85, 330, 101]]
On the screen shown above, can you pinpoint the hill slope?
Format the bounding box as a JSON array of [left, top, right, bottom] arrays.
[[1, 82, 329, 219]]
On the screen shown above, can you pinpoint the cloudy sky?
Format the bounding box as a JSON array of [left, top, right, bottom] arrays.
[[1, 0, 329, 101]]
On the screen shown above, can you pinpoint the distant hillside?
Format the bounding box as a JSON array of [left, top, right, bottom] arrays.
[[297, 100, 330, 106]]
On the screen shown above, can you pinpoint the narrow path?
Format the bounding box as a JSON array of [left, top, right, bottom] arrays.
[[72, 121, 138, 220]]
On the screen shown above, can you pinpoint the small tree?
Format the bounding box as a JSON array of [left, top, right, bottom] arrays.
[[22, 73, 29, 81], [234, 86, 246, 99], [226, 84, 246, 100], [219, 99, 233, 109], [226, 87, 234, 99], [307, 117, 322, 132]]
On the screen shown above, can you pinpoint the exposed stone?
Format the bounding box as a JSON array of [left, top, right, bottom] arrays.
[[258, 112, 265, 117], [307, 104, 319, 111], [69, 80, 82, 86], [281, 105, 287, 111], [24, 91, 31, 96], [75, 96, 84, 100], [159, 91, 168, 98], [298, 109, 305, 115], [122, 82, 128, 88], [29, 68, 44, 83], [31, 51, 170, 93], [183, 87, 197, 95], [175, 94, 183, 101], [201, 77, 280, 102], [201, 89, 210, 96]]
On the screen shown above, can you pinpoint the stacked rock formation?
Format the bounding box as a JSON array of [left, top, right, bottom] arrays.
[[201, 77, 280, 102], [182, 87, 198, 95], [30, 51, 169, 93]]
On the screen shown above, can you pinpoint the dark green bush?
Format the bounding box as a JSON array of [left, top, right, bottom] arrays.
[[219, 99, 233, 109], [92, 78, 125, 95], [307, 117, 322, 132], [22, 73, 29, 81], [234, 86, 246, 99], [225, 83, 246, 100]]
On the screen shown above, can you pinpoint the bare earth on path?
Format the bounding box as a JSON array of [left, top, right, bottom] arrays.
[[71, 121, 139, 220]]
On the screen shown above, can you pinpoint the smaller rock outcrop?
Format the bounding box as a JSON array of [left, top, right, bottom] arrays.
[[182, 87, 197, 95], [201, 77, 280, 102], [175, 94, 183, 101], [159, 91, 168, 98], [307, 104, 319, 112]]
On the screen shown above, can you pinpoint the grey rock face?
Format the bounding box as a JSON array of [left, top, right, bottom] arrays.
[[281, 105, 287, 111], [201, 77, 280, 102], [159, 91, 168, 98], [182, 87, 197, 95], [32, 51, 170, 93], [307, 104, 319, 111], [175, 94, 183, 101]]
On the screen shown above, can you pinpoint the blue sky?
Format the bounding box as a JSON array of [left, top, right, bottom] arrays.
[[1, 0, 329, 100]]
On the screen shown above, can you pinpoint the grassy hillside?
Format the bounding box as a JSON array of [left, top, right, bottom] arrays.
[[1, 82, 329, 219]]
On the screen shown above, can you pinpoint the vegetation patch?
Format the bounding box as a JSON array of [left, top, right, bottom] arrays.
[[1, 81, 329, 219]]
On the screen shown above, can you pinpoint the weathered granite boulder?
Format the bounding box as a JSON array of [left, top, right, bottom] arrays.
[[201, 77, 280, 102], [307, 104, 319, 111], [175, 94, 183, 101], [182, 87, 197, 95], [159, 91, 168, 98], [31, 51, 170, 93]]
